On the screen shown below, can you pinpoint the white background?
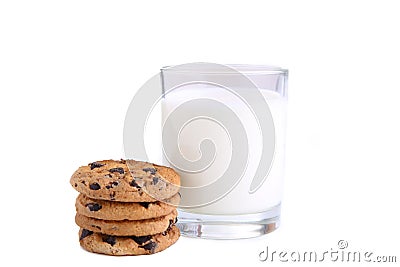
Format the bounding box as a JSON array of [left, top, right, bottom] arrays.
[[1, 1, 399, 266]]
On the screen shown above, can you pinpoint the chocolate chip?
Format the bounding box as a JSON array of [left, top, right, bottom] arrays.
[[129, 179, 141, 188], [152, 177, 159, 185], [139, 202, 150, 209], [139, 241, 157, 253], [74, 183, 77, 187], [81, 181, 86, 185], [164, 218, 177, 232], [89, 162, 105, 170], [86, 203, 102, 211], [106, 181, 119, 189], [142, 168, 156, 175], [119, 159, 126, 164], [130, 235, 152, 245], [91, 225, 101, 230], [80, 229, 93, 240], [89, 183, 101, 190], [102, 235, 116, 246], [162, 224, 174, 236], [109, 167, 124, 174]]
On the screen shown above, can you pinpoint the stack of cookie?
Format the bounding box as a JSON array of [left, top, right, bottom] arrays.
[[70, 159, 181, 255]]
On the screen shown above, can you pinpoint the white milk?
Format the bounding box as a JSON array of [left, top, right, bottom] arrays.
[[162, 84, 287, 215]]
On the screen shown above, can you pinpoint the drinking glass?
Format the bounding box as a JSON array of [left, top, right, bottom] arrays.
[[160, 63, 288, 239]]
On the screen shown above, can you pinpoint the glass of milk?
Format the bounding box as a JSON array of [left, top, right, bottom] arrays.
[[160, 63, 288, 239]]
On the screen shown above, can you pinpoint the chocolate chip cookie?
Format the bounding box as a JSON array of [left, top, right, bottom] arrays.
[[70, 159, 180, 202], [75, 210, 178, 236], [75, 193, 180, 220], [79, 225, 180, 255]]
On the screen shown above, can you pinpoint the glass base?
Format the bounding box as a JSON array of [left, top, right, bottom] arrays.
[[177, 204, 280, 239]]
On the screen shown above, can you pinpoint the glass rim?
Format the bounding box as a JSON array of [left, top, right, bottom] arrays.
[[161, 64, 288, 75]]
